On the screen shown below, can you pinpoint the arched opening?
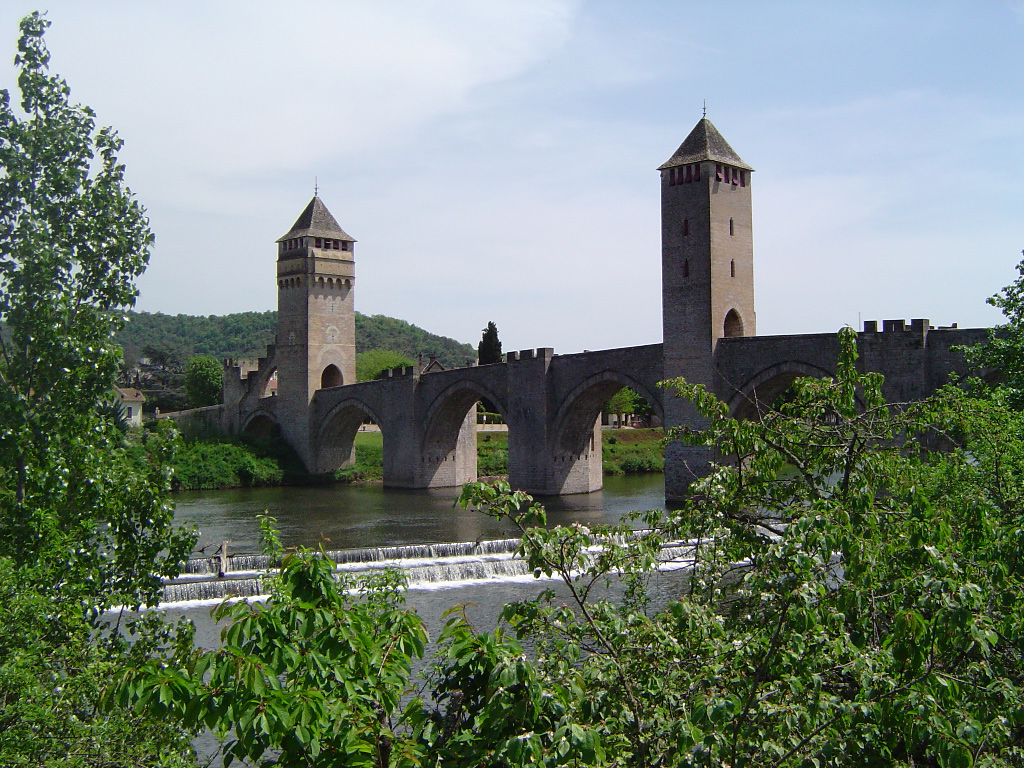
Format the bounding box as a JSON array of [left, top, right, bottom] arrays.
[[321, 364, 343, 389], [260, 368, 278, 399], [242, 414, 279, 441], [729, 363, 838, 423], [421, 383, 507, 488], [550, 374, 663, 495], [315, 402, 378, 474], [724, 309, 744, 338]]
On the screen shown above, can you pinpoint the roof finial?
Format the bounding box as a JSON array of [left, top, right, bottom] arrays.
[[314, 176, 319, 197], [702, 99, 707, 118]]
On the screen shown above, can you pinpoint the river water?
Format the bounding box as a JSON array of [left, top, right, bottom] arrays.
[[173, 473, 668, 555]]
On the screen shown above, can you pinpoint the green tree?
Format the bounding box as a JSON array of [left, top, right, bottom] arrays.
[[478, 320, 502, 365], [184, 353, 223, 407], [0, 13, 195, 765], [356, 348, 415, 381], [603, 386, 638, 424], [963, 252, 1024, 406], [120, 518, 428, 767]]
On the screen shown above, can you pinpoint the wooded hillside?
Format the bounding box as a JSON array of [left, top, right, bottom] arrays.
[[116, 310, 476, 368]]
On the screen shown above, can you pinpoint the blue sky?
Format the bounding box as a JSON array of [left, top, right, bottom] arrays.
[[1, 1, 1021, 353]]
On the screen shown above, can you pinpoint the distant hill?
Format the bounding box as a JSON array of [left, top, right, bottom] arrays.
[[116, 310, 476, 369]]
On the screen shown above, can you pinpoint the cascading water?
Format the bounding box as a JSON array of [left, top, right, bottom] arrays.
[[161, 535, 697, 605]]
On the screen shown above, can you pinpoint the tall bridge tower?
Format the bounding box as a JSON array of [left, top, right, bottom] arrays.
[[274, 196, 357, 466], [659, 117, 755, 494]]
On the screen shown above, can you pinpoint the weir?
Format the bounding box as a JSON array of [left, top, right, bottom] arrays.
[[161, 535, 698, 605]]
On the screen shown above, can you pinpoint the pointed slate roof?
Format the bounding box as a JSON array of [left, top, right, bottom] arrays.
[[277, 196, 355, 242], [658, 118, 753, 171]]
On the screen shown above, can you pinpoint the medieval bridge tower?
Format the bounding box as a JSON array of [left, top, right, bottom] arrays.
[[659, 118, 756, 490], [274, 196, 357, 468]]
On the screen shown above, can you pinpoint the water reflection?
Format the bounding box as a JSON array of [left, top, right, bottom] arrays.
[[173, 474, 666, 556]]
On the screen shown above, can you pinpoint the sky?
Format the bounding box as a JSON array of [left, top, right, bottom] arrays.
[[0, 1, 1021, 354]]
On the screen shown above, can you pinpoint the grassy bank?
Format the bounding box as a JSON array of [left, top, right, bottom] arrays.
[[602, 427, 665, 474], [162, 427, 664, 491], [478, 427, 665, 478]]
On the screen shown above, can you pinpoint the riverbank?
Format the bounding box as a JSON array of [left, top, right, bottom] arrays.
[[165, 427, 664, 491]]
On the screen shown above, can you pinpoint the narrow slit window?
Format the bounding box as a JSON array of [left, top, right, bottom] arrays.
[[684, 259, 690, 278], [729, 217, 734, 236], [731, 259, 736, 277], [683, 218, 689, 236]]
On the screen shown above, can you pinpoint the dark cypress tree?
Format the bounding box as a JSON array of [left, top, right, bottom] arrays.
[[478, 321, 503, 364]]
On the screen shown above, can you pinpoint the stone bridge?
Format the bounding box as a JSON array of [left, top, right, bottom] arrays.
[[182, 117, 995, 501], [307, 344, 663, 496], [218, 320, 985, 499]]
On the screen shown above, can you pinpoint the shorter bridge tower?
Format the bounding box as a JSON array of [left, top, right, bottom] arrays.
[[274, 196, 357, 467], [659, 117, 756, 497]]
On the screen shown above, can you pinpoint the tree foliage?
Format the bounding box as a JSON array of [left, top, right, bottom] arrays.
[[0, 9, 191, 610], [357, 313, 475, 368], [478, 320, 502, 365], [963, 253, 1024, 407], [455, 327, 1024, 766], [115, 310, 476, 377], [184, 353, 223, 407], [0, 13, 194, 765], [120, 517, 428, 767], [356, 348, 415, 382]]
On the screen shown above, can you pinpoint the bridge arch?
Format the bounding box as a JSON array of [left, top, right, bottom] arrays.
[[553, 370, 663, 457], [727, 360, 835, 421], [241, 410, 280, 440], [422, 379, 507, 456], [314, 397, 383, 474]]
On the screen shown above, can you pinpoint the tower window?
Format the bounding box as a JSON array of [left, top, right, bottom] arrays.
[[694, 164, 700, 181], [716, 164, 724, 182], [320, 364, 343, 389], [683, 259, 689, 278], [731, 259, 736, 277], [669, 168, 676, 186], [684, 165, 692, 183], [739, 171, 746, 187], [729, 217, 734, 236], [683, 218, 689, 236], [315, 238, 322, 248], [724, 309, 744, 338], [341, 241, 349, 251]]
